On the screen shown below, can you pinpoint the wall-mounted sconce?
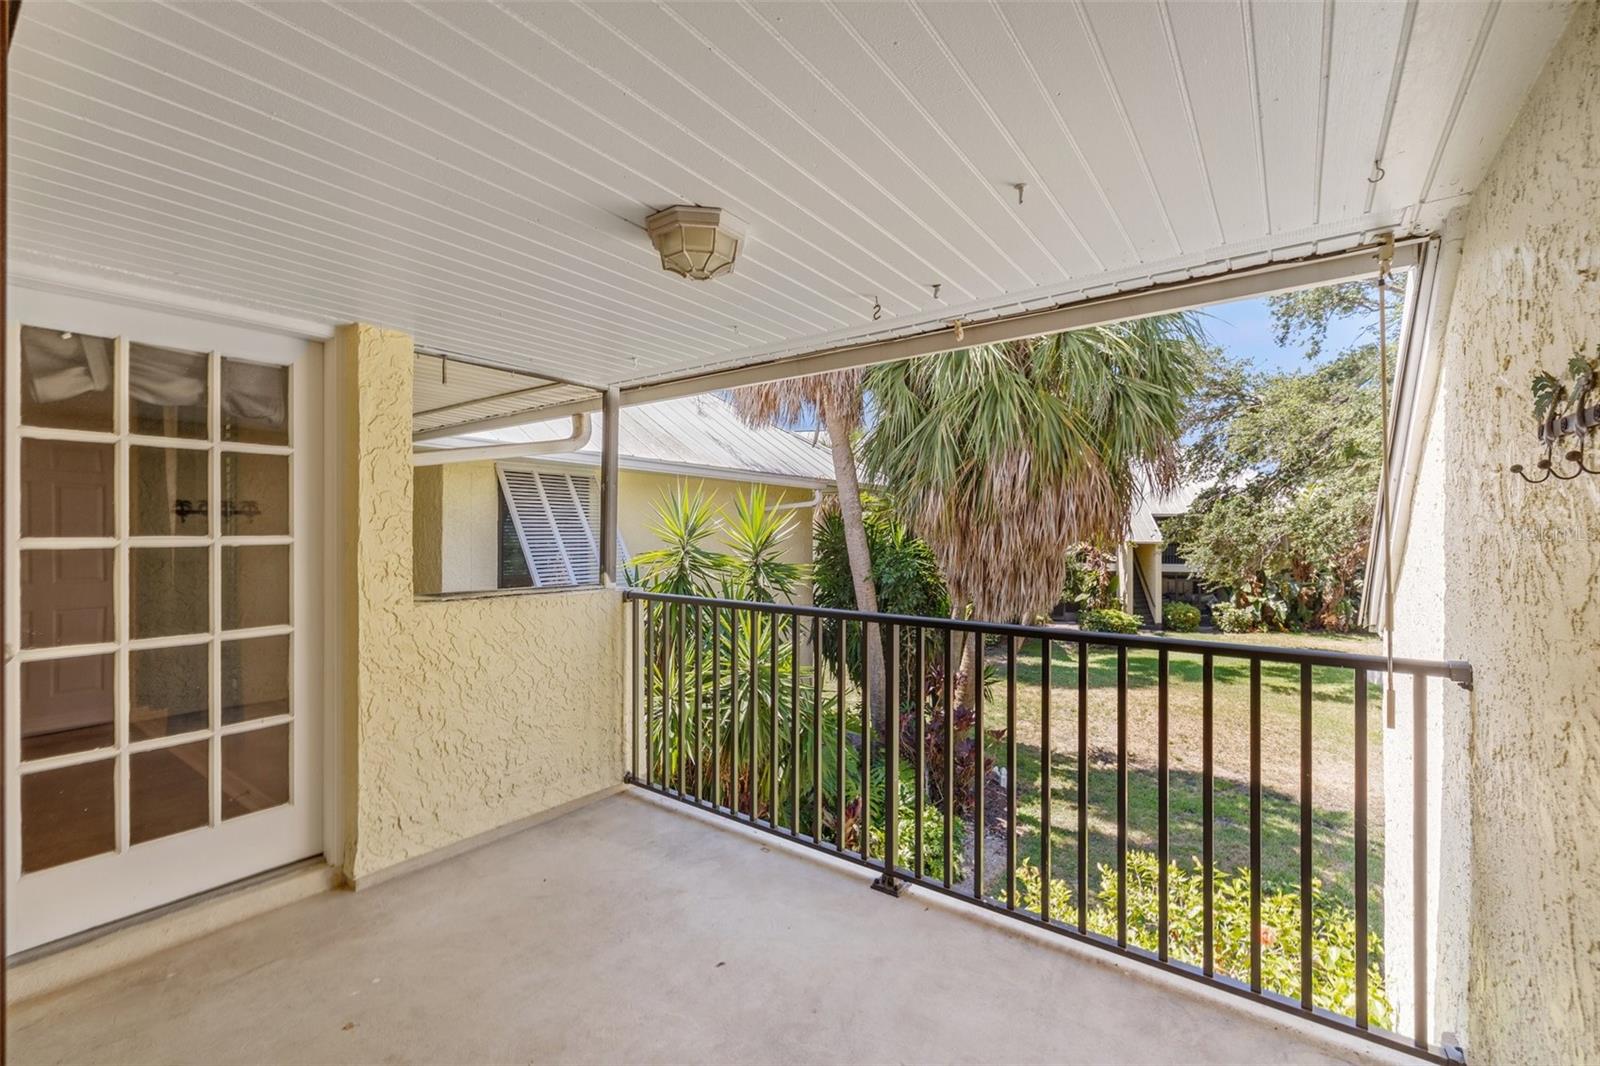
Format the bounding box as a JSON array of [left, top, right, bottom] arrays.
[[173, 499, 207, 524], [1511, 347, 1600, 483]]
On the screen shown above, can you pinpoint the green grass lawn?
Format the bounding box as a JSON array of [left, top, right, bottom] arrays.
[[965, 630, 1385, 926]]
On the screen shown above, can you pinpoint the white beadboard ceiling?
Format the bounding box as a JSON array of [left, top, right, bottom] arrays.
[[7, 0, 1573, 392]]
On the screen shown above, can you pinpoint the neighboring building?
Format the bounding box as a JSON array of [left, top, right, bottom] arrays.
[[1118, 479, 1207, 628], [412, 393, 835, 597]]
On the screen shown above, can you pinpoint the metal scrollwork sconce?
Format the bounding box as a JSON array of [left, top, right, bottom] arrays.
[[1511, 347, 1600, 484]]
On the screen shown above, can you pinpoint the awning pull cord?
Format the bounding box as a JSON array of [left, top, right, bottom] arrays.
[[1377, 235, 1398, 726]]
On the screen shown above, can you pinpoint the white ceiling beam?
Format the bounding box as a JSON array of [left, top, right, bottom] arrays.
[[620, 237, 1427, 406]]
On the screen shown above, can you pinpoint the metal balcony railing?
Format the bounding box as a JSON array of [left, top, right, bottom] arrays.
[[623, 591, 1471, 1062]]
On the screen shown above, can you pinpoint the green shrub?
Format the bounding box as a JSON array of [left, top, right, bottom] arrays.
[[1059, 545, 1119, 611], [1214, 604, 1260, 633], [1163, 601, 1201, 632], [814, 498, 948, 688], [1014, 852, 1391, 1027], [1081, 607, 1140, 634]]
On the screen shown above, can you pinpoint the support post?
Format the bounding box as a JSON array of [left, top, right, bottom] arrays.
[[599, 385, 620, 585]]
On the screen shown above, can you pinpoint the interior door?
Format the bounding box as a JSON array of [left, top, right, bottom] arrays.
[[6, 319, 324, 953]]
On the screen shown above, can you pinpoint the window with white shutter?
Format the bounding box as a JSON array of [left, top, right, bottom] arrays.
[[496, 465, 627, 589]]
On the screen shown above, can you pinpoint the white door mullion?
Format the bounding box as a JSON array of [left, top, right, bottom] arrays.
[[115, 334, 131, 856], [209, 350, 223, 829], [6, 321, 24, 916]]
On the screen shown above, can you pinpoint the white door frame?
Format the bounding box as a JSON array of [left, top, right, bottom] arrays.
[[4, 287, 328, 953]]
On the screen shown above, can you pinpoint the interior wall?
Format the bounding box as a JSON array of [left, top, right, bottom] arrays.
[[1393, 5, 1599, 1060], [336, 324, 624, 883]]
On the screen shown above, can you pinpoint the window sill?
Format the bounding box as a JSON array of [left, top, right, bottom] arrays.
[[413, 584, 620, 604]]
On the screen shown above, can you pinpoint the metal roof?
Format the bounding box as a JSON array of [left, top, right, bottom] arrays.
[[425, 393, 837, 488], [1128, 479, 1208, 544]]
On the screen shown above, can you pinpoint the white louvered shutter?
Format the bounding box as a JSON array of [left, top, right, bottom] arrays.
[[497, 466, 628, 589]]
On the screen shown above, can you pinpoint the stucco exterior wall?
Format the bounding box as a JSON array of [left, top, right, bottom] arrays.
[[418, 459, 819, 600], [336, 324, 625, 883], [1390, 6, 1599, 1059]]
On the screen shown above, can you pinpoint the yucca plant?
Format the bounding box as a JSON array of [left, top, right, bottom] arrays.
[[629, 482, 731, 597], [722, 486, 806, 603]]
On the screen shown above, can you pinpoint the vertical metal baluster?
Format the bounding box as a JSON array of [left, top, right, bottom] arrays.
[[836, 619, 846, 853], [943, 627, 954, 890], [973, 630, 985, 901], [1116, 645, 1127, 947], [1041, 638, 1052, 923], [630, 597, 641, 784], [1077, 640, 1088, 934], [731, 610, 740, 818], [1250, 658, 1263, 992], [1300, 662, 1314, 1010], [712, 606, 722, 810], [790, 614, 799, 836], [860, 619, 872, 863], [694, 603, 704, 801], [1158, 648, 1169, 961], [1413, 676, 1429, 1050], [678, 602, 687, 797], [770, 609, 780, 827], [1006, 637, 1018, 911], [643, 602, 654, 789], [1354, 669, 1369, 1029], [914, 627, 925, 881], [1202, 652, 1214, 976], [874, 623, 901, 895], [750, 608, 760, 823], [812, 616, 822, 842]]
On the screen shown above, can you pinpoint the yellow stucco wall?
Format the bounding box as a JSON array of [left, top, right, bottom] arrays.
[[336, 324, 625, 883], [1392, 6, 1599, 1060], [417, 459, 819, 600]]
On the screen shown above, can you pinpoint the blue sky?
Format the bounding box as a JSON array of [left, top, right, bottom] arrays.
[[1196, 294, 1369, 373]]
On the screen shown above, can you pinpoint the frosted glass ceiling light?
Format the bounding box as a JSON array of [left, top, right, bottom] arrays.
[[646, 206, 747, 281]]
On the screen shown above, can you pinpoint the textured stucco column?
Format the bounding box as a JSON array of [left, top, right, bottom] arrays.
[[1389, 6, 1600, 1060], [334, 324, 625, 885]]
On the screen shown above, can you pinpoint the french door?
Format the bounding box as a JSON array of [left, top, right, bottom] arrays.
[[5, 318, 323, 953]]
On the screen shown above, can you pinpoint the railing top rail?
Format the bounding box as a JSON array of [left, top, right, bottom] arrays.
[[623, 589, 1472, 687]]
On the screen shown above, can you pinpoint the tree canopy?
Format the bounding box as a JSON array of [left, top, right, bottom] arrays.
[[1175, 281, 1399, 630]]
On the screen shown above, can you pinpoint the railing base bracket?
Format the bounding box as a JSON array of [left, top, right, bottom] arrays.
[[870, 877, 906, 898]]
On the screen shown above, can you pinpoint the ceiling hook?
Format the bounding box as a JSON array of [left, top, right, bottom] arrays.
[[1013, 182, 1027, 205], [930, 282, 942, 301], [1368, 160, 1387, 184]]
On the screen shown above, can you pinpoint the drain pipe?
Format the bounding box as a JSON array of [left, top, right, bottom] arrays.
[[772, 488, 824, 512], [412, 413, 591, 466]]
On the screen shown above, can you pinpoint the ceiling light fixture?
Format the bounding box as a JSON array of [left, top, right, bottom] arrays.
[[646, 205, 747, 280]]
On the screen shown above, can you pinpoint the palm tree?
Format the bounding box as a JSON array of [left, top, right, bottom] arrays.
[[731, 370, 885, 719], [862, 314, 1208, 701]]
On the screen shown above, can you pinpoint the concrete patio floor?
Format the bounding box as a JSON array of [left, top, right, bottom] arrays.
[[9, 791, 1405, 1065]]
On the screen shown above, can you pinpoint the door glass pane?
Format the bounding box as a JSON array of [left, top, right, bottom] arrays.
[[22, 759, 115, 872], [130, 546, 209, 638], [130, 643, 209, 740], [222, 635, 290, 724], [222, 725, 290, 820], [20, 326, 116, 433], [21, 654, 115, 760], [21, 549, 114, 649], [221, 453, 288, 535], [222, 358, 288, 445], [21, 439, 115, 538], [222, 545, 290, 630], [129, 343, 208, 439], [131, 741, 210, 844], [130, 446, 209, 536]]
